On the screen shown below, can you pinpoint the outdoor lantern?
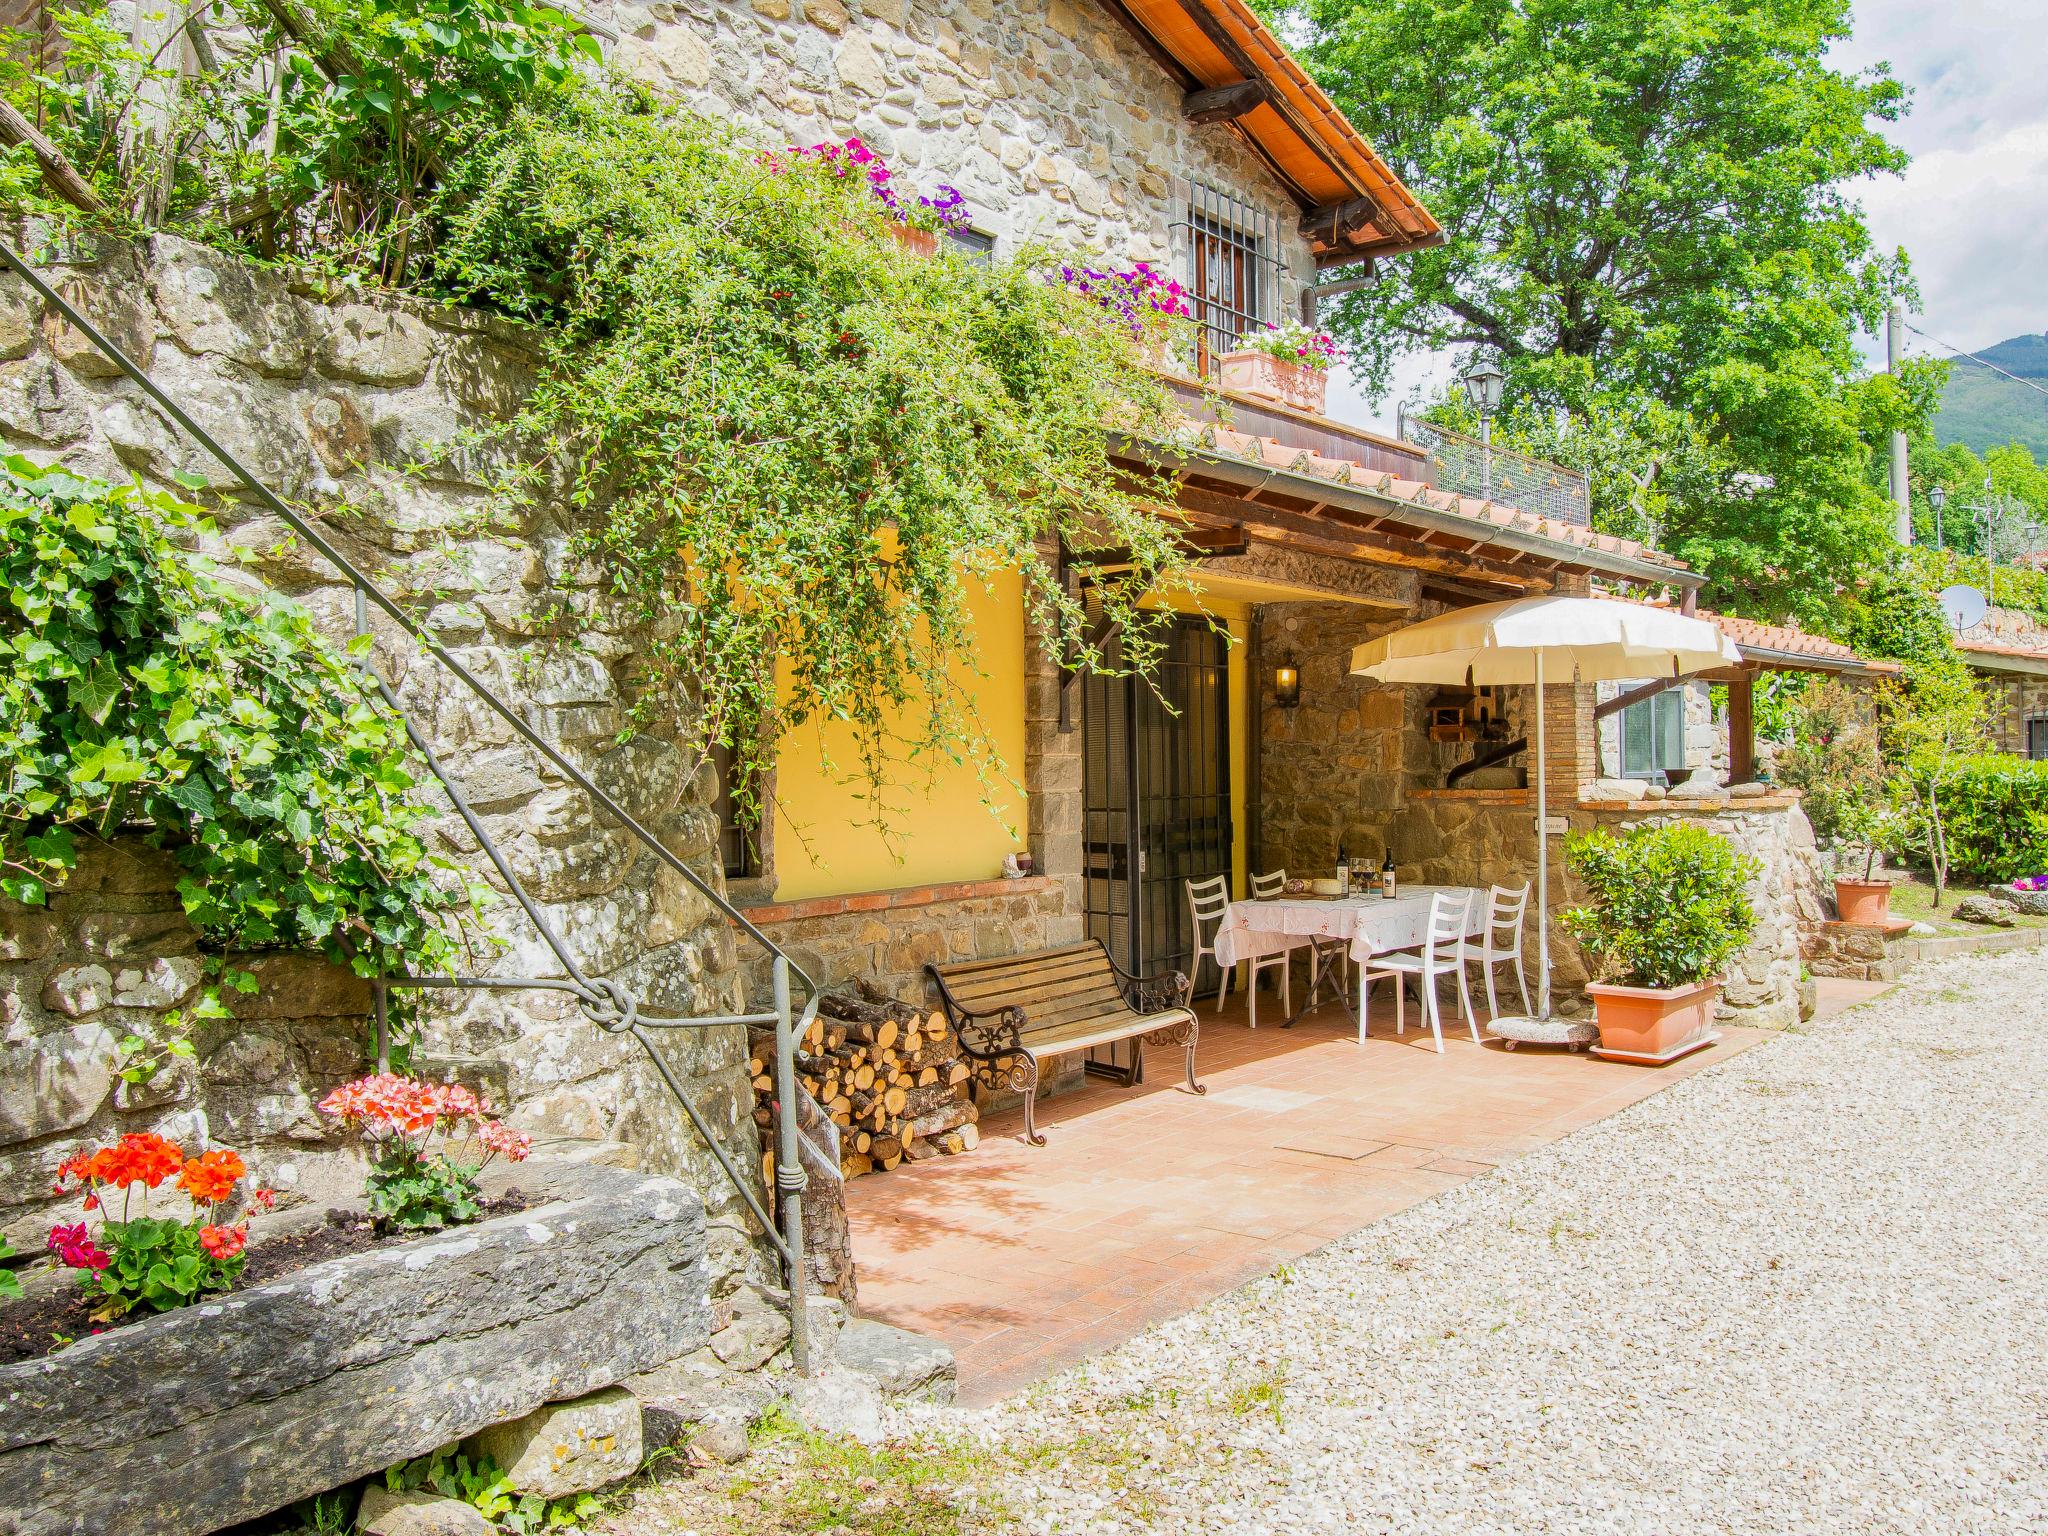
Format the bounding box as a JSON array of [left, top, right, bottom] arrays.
[[1461, 360, 1505, 417], [1273, 656, 1301, 708]]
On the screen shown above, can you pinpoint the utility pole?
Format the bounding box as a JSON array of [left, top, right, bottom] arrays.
[[1888, 304, 1912, 544]]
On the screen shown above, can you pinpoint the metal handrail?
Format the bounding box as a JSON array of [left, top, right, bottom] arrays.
[[2, 238, 818, 1372]]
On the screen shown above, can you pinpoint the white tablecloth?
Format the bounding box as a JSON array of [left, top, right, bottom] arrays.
[[1212, 886, 1489, 968]]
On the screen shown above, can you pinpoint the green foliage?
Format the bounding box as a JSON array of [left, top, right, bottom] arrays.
[[364, 1146, 484, 1231], [1909, 756, 2048, 883], [0, 459, 478, 991], [1773, 678, 1885, 849], [8, 1, 1195, 830], [426, 90, 1192, 817], [1562, 822, 1759, 989], [1281, 0, 1919, 619], [1879, 657, 1995, 903], [0, 1236, 19, 1302], [1838, 566, 1955, 664], [386, 1448, 604, 1532], [83, 1214, 245, 1319], [213, 0, 597, 280]]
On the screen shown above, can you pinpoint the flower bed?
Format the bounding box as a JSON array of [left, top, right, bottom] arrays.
[[0, 1161, 711, 1536]]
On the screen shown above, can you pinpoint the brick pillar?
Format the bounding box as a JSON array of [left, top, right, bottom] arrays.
[[1023, 590, 1085, 946], [1540, 677, 1598, 813]]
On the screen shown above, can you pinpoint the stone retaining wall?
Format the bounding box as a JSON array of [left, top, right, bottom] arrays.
[[0, 232, 760, 1290], [0, 842, 372, 1245], [741, 875, 1070, 1002]]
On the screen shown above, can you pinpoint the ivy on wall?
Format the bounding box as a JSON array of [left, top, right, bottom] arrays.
[[0, 459, 480, 980]]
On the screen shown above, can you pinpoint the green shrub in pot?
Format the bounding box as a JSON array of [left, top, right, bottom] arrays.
[[1562, 822, 1759, 990]]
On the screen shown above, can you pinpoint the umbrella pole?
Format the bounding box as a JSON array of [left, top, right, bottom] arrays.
[[1533, 651, 1551, 1019]]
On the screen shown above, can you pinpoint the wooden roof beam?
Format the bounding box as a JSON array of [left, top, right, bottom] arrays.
[[1185, 80, 1269, 124]]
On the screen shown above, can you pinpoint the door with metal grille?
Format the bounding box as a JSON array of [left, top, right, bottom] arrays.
[[1081, 617, 1234, 984]]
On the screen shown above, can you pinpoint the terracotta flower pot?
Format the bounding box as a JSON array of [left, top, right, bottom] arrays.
[[1585, 977, 1721, 1065], [1218, 349, 1328, 415], [1833, 878, 1891, 926], [888, 224, 938, 258]]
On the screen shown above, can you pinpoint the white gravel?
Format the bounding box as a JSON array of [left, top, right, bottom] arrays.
[[899, 950, 2048, 1535]]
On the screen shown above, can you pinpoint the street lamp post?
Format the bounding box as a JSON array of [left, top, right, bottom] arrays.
[[1928, 483, 1946, 553], [1461, 360, 1505, 499]]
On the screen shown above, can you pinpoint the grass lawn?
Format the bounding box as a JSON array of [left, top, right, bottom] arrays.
[[1883, 874, 2048, 936]]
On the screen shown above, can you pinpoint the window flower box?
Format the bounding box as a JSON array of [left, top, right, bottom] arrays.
[[1218, 348, 1328, 415]]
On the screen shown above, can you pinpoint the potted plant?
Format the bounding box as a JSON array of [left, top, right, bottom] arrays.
[[1562, 822, 1759, 1064], [1219, 322, 1344, 414], [1829, 800, 1898, 925]]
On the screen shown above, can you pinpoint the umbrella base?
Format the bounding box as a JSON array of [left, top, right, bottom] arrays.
[[1487, 1014, 1598, 1052]]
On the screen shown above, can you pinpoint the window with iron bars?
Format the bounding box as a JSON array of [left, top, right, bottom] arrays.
[[1180, 182, 1283, 375]]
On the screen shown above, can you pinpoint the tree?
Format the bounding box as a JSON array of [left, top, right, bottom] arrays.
[[1880, 658, 1990, 909], [1278, 0, 1922, 622]]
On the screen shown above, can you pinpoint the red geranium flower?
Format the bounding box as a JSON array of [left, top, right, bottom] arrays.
[[198, 1224, 247, 1261]]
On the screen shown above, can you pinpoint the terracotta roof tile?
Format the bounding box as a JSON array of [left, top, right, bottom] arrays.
[[1178, 414, 1697, 572]]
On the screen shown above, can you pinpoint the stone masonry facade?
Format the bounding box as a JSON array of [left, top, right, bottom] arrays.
[[0, 233, 766, 1290], [596, 0, 1323, 328], [0, 842, 374, 1245], [1252, 599, 1816, 1027]]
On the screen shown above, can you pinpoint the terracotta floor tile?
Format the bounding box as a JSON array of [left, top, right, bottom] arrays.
[[844, 987, 1775, 1408]]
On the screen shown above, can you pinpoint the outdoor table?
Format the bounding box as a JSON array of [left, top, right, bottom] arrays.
[[1212, 886, 1491, 1030]]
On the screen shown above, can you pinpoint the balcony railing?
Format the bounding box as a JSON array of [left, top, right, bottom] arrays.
[[1400, 417, 1591, 528]]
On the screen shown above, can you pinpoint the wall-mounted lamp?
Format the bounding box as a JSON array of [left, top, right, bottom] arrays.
[[1273, 656, 1301, 708]]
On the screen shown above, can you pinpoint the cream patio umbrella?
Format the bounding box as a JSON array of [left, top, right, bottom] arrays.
[[1350, 595, 1740, 1026]]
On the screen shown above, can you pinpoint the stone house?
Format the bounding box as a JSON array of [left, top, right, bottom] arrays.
[[0, 0, 1826, 1296], [1957, 607, 2048, 759]]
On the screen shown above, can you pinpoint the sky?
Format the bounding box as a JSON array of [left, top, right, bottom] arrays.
[[1328, 0, 2048, 435]]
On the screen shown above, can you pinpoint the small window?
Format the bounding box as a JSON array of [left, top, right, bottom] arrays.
[[2028, 715, 2048, 761], [1620, 689, 1687, 778], [1183, 181, 1282, 373], [947, 226, 995, 265], [709, 742, 760, 882]]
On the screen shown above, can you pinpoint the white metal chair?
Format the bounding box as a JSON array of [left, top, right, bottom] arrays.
[[1190, 873, 1294, 1028], [1359, 889, 1478, 1052], [1463, 882, 1532, 1019]]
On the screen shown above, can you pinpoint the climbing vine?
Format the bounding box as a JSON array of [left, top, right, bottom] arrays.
[[0, 459, 480, 978], [427, 91, 1197, 822]]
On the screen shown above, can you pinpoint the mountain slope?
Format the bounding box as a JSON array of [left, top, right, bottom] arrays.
[[1933, 332, 2048, 459]]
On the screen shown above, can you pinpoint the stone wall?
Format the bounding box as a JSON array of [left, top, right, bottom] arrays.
[[740, 875, 1069, 1002], [0, 233, 764, 1290], [1568, 793, 1826, 1029], [1249, 599, 1819, 1028], [594, 0, 1321, 327], [0, 843, 375, 1245]]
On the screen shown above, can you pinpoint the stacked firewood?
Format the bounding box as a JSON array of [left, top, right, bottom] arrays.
[[751, 981, 979, 1180]]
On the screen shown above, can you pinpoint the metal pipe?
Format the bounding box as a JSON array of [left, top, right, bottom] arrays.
[[772, 956, 810, 1374]]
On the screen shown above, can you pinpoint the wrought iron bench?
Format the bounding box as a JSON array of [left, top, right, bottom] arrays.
[[926, 939, 1204, 1145]]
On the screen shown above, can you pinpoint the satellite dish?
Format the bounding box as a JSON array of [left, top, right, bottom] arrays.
[[1938, 584, 1989, 633]]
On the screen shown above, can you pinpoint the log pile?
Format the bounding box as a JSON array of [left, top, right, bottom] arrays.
[[752, 980, 980, 1181]]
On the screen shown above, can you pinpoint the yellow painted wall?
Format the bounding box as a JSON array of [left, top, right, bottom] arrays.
[[771, 568, 1028, 901]]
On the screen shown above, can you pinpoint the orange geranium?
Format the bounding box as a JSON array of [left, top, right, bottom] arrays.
[[59, 1132, 187, 1191], [177, 1149, 247, 1205]]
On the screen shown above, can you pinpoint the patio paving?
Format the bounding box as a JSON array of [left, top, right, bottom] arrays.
[[844, 978, 1882, 1405]]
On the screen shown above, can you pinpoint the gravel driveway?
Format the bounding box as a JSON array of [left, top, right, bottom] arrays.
[[615, 951, 2048, 1535]]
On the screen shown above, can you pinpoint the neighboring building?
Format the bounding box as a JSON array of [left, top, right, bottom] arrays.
[[1956, 608, 2048, 759]]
